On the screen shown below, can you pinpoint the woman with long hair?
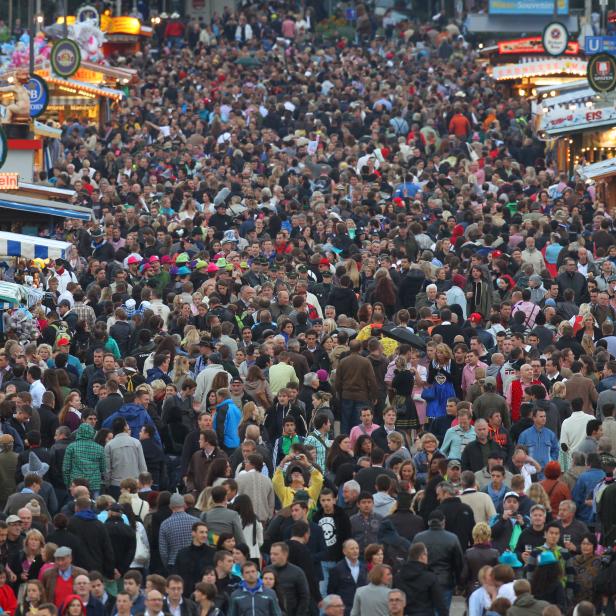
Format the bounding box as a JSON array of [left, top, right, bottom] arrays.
[[231, 494, 263, 563], [14, 579, 45, 616], [243, 366, 273, 409], [237, 402, 267, 442], [205, 372, 229, 407], [193, 582, 221, 616], [527, 483, 552, 518], [326, 434, 354, 475], [170, 356, 193, 389], [530, 552, 567, 611], [369, 269, 397, 319], [204, 458, 231, 488], [8, 529, 45, 591], [41, 369, 63, 412], [353, 434, 373, 461], [465, 265, 493, 318], [58, 391, 83, 432]]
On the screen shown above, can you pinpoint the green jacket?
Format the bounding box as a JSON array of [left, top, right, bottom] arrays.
[[63, 423, 106, 490]]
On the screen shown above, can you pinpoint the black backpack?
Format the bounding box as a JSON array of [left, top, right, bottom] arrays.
[[594, 551, 616, 596]]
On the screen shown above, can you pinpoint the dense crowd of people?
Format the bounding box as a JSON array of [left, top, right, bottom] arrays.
[[0, 2, 615, 616]]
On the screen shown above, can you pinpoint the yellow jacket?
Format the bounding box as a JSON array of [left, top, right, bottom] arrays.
[[272, 466, 324, 509], [356, 324, 398, 357]]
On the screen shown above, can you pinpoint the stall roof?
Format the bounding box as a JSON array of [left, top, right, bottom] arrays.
[[0, 193, 91, 221], [538, 88, 600, 110], [536, 79, 589, 94], [18, 182, 76, 201], [45, 76, 125, 101], [466, 13, 579, 34], [491, 57, 587, 81], [0, 231, 71, 259], [79, 61, 138, 83], [578, 158, 616, 181]]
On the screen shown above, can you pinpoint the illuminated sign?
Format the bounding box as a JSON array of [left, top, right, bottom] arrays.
[[543, 22, 570, 57], [489, 0, 568, 15], [51, 39, 81, 78], [542, 105, 616, 134], [491, 58, 587, 80], [498, 37, 579, 55], [0, 174, 19, 190]]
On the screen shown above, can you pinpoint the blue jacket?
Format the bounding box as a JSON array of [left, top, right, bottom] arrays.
[[517, 425, 559, 472], [213, 398, 242, 449], [146, 366, 171, 385], [102, 403, 161, 446], [228, 580, 282, 616], [572, 468, 605, 523]]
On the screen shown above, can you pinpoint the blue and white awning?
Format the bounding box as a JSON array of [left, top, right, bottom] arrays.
[[0, 192, 91, 221], [0, 231, 71, 260]]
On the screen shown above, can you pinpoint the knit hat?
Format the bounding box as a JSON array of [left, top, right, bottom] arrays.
[[452, 274, 466, 288], [26, 499, 41, 517]]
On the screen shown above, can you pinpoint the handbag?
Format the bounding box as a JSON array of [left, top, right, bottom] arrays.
[[133, 524, 150, 567]]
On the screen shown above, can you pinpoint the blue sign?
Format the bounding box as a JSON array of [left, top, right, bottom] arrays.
[[585, 36, 616, 56], [24, 75, 49, 118], [489, 0, 568, 15]]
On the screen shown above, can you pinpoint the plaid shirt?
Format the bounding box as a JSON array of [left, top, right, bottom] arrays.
[[70, 301, 96, 332], [304, 430, 331, 470], [159, 511, 200, 566]]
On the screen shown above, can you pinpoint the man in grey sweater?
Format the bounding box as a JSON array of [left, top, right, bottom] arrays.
[[104, 417, 147, 499], [201, 485, 245, 544]]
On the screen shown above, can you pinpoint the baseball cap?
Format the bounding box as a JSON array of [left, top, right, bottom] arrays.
[[447, 459, 461, 469], [5, 515, 20, 524], [503, 491, 519, 501], [469, 312, 483, 323], [484, 376, 497, 386]]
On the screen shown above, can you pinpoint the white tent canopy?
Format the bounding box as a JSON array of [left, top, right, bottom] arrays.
[[0, 231, 71, 260]]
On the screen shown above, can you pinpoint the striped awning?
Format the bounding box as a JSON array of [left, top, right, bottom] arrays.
[[49, 97, 97, 106], [0, 231, 71, 260]]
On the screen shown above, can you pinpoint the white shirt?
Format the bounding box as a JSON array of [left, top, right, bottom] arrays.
[[29, 380, 46, 408], [560, 411, 593, 452]]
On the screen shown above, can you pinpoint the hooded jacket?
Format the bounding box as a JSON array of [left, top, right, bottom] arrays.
[[62, 423, 106, 490], [102, 403, 161, 445], [67, 509, 115, 577]]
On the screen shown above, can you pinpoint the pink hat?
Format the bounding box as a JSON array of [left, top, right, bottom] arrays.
[[149, 255, 160, 263], [316, 369, 329, 382], [161, 255, 172, 264], [127, 255, 140, 265], [207, 263, 219, 273]]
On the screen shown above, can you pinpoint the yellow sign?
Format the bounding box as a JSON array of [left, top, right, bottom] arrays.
[[0, 173, 19, 190]]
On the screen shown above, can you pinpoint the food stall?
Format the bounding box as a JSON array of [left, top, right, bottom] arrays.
[[577, 157, 616, 211]]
